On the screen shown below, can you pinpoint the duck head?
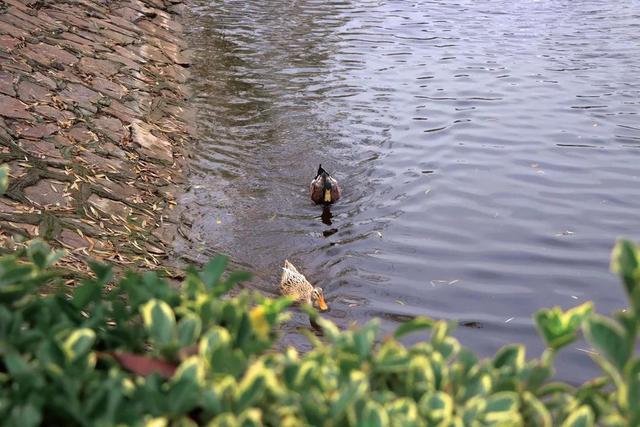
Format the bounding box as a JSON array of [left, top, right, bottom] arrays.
[[316, 165, 334, 203], [311, 287, 329, 312]]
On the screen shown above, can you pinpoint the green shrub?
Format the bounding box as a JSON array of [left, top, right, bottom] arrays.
[[0, 239, 639, 427]]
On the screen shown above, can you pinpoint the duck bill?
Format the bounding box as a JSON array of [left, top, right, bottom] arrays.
[[324, 189, 332, 203], [317, 295, 329, 312]]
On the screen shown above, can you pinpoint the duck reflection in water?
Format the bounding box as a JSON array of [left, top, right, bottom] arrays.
[[311, 165, 341, 236], [321, 205, 338, 237]]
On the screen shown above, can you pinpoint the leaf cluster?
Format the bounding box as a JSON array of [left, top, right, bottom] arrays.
[[1, 239, 639, 427]]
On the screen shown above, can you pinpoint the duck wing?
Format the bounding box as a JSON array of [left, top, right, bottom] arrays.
[[328, 176, 341, 202], [309, 178, 324, 204], [280, 263, 311, 303]]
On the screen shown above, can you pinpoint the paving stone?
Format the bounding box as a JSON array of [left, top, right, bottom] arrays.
[[102, 99, 140, 124], [168, 3, 187, 15], [60, 32, 98, 49], [139, 44, 171, 64], [17, 79, 50, 103], [49, 68, 84, 85], [152, 221, 178, 245], [16, 123, 59, 140], [24, 179, 72, 208], [92, 115, 125, 140], [41, 42, 79, 65], [59, 83, 101, 112], [104, 51, 142, 70], [22, 42, 79, 67], [0, 21, 30, 39], [4, 221, 38, 237], [6, 4, 60, 28], [133, 92, 152, 114], [97, 178, 141, 201], [72, 0, 108, 17], [59, 31, 111, 54], [157, 102, 185, 120], [46, 9, 93, 32], [0, 116, 9, 138], [155, 116, 187, 136], [107, 14, 144, 34], [5, 160, 28, 179], [142, 35, 188, 66], [114, 44, 146, 63], [79, 151, 125, 172], [3, 0, 29, 12], [144, 0, 167, 12], [98, 142, 127, 160], [158, 16, 184, 35], [163, 46, 190, 67], [32, 72, 57, 90], [0, 197, 19, 213], [145, 3, 171, 20], [0, 70, 15, 96], [54, 36, 96, 56], [116, 75, 148, 91], [51, 133, 74, 148], [78, 57, 121, 77], [130, 73, 154, 88], [19, 139, 67, 165], [57, 228, 91, 250], [89, 76, 127, 99], [0, 13, 39, 33], [33, 105, 75, 122], [89, 17, 139, 39], [67, 126, 98, 144], [155, 63, 190, 84], [100, 28, 137, 46], [114, 6, 151, 22], [75, 29, 106, 45], [87, 194, 132, 217], [6, 6, 60, 29], [137, 21, 182, 46], [0, 57, 32, 73], [131, 120, 173, 163], [0, 94, 34, 120], [56, 228, 111, 251], [0, 0, 189, 273], [0, 34, 20, 51]]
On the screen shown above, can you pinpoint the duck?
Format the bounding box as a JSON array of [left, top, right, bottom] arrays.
[[280, 260, 329, 312], [310, 164, 341, 205]]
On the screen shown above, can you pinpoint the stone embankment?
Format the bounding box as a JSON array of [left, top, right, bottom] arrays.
[[0, 0, 191, 276]]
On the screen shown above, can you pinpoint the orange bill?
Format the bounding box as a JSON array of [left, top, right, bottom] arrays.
[[324, 189, 331, 202], [317, 294, 329, 311]]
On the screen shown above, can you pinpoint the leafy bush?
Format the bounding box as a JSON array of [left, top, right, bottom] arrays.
[[0, 239, 639, 427]]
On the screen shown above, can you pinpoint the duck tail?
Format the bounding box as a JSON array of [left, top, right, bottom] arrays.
[[316, 164, 324, 178], [283, 259, 297, 273]]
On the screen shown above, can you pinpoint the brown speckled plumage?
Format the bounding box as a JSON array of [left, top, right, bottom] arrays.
[[279, 260, 329, 311]]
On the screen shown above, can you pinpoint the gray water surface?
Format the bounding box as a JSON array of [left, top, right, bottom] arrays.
[[179, 0, 640, 381]]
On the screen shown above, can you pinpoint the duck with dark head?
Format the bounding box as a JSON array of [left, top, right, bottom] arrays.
[[310, 164, 341, 205]]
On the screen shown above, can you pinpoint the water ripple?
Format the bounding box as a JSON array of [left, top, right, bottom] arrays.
[[181, 0, 640, 382]]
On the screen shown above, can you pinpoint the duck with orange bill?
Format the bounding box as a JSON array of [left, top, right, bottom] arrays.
[[279, 260, 329, 312]]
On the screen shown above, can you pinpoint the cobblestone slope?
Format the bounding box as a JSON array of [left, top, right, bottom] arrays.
[[0, 0, 191, 276]]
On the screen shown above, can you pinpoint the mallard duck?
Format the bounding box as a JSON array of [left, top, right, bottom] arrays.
[[310, 164, 341, 204], [280, 260, 329, 311]]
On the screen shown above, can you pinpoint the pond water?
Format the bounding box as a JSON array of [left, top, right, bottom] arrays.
[[179, 0, 640, 381]]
